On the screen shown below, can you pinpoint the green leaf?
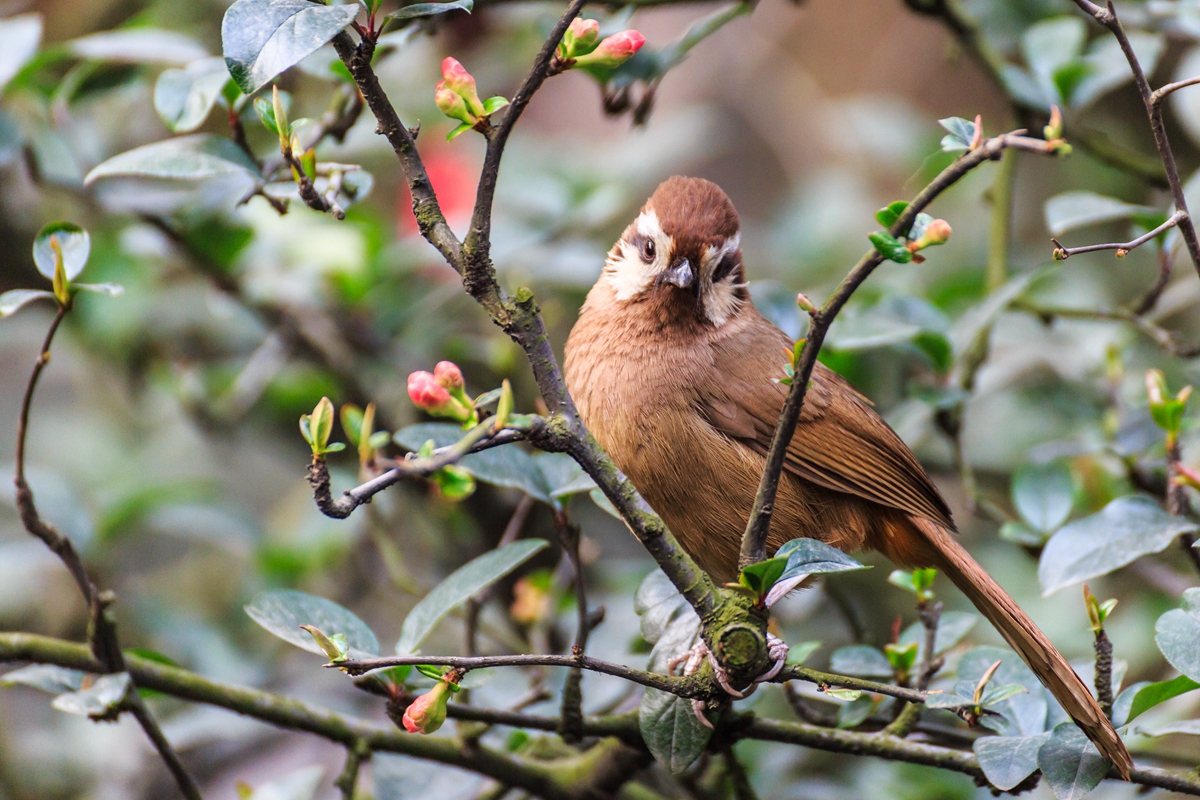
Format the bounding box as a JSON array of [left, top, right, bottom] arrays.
[[73, 283, 123, 296], [829, 645, 893, 678], [1074, 32, 1164, 109], [1155, 589, 1200, 683], [1039, 495, 1199, 595], [868, 231, 912, 263], [311, 396, 335, 451], [68, 29, 209, 65], [938, 116, 976, 152], [1, 664, 87, 694], [245, 589, 380, 658], [959, 647, 1049, 737], [1134, 719, 1200, 737], [0, 14, 42, 94], [155, 56, 231, 133], [299, 624, 348, 661], [589, 487, 620, 518], [1036, 721, 1109, 800], [825, 688, 862, 701], [0, 289, 56, 318], [899, 611, 978, 664], [51, 673, 131, 717], [974, 733, 1050, 791], [1127, 674, 1200, 723], [763, 537, 866, 606], [836, 693, 877, 729], [788, 640, 822, 665], [639, 686, 712, 774], [446, 121, 473, 141], [383, 0, 473, 24], [1012, 461, 1074, 534], [33, 221, 89, 281], [394, 423, 552, 501], [481, 95, 508, 115], [875, 200, 909, 228], [1021, 17, 1086, 85], [395, 539, 549, 654], [340, 404, 364, 448], [84, 133, 260, 184], [432, 464, 475, 499], [738, 555, 788, 598], [254, 94, 282, 136], [534, 453, 596, 500], [885, 641, 918, 673], [221, 0, 361, 95], [999, 521, 1048, 547], [1043, 191, 1156, 237]]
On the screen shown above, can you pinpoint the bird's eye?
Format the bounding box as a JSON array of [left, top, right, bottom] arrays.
[[640, 239, 656, 262]]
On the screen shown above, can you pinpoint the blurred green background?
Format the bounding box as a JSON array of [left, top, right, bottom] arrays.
[[2, 0, 1200, 797]]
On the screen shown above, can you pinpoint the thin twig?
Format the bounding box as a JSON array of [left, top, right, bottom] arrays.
[[1133, 246, 1174, 316], [554, 509, 593, 743], [1050, 211, 1184, 260], [738, 132, 1062, 568], [309, 422, 529, 519], [1013, 300, 1200, 359], [334, 743, 368, 800], [126, 694, 204, 800]]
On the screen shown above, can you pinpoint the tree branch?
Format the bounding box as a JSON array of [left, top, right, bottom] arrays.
[[1050, 210, 1184, 259], [738, 132, 1063, 568]]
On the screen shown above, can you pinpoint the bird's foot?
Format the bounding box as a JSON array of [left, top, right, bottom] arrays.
[[666, 634, 789, 728]]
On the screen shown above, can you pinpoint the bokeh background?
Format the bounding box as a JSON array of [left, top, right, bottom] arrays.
[[2, 0, 1200, 797]]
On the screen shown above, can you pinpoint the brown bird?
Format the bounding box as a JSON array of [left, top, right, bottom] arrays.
[[564, 175, 1132, 776]]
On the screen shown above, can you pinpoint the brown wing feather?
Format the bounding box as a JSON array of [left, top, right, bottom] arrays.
[[704, 308, 955, 531]]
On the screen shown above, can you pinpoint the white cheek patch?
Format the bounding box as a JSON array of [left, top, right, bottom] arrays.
[[604, 210, 672, 302], [698, 233, 745, 326]]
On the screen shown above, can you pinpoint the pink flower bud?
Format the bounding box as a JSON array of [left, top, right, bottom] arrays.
[[434, 361, 465, 391], [571, 30, 644, 70], [435, 80, 475, 125], [402, 679, 452, 734], [560, 18, 600, 59], [408, 371, 452, 414], [908, 219, 952, 252], [441, 57, 485, 117]]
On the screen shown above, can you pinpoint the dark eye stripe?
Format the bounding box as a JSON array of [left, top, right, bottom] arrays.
[[712, 252, 740, 283]]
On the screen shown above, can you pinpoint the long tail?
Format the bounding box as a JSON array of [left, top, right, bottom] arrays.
[[906, 518, 1133, 778]]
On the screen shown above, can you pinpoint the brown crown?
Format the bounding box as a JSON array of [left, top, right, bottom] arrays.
[[644, 176, 740, 257]]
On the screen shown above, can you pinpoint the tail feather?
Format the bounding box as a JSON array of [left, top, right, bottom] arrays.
[[908, 518, 1133, 779]]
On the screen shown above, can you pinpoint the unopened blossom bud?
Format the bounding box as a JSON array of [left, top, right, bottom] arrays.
[[795, 292, 816, 314], [434, 360, 465, 391], [510, 576, 552, 624], [1146, 369, 1168, 407], [402, 678, 454, 734], [1044, 105, 1064, 141], [908, 219, 952, 252], [441, 57, 485, 117], [409, 371, 452, 413], [435, 81, 474, 125], [559, 18, 600, 60], [1146, 368, 1192, 443], [571, 30, 645, 70]]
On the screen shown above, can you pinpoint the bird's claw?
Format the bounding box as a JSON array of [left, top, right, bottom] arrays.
[[667, 634, 790, 728]]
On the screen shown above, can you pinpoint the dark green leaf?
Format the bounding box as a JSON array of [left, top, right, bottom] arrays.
[[1013, 461, 1073, 534], [533, 453, 595, 499], [1036, 721, 1109, 800], [481, 95, 508, 115], [829, 645, 893, 678], [395, 539, 548, 654], [383, 0, 472, 24], [938, 116, 976, 151], [638, 686, 712, 774], [764, 538, 866, 606], [1155, 589, 1200, 683], [959, 647, 1049, 736], [0, 14, 42, 94], [221, 0, 361, 95], [33, 221, 89, 280], [394, 424, 552, 501], [875, 200, 909, 228], [1021, 17, 1086, 84], [1043, 192, 1155, 237], [1, 664, 87, 694], [69, 29, 208, 65], [1039, 495, 1198, 595], [51, 673, 131, 716], [84, 134, 260, 184], [899, 611, 978, 663], [836, 693, 877, 728], [155, 56, 231, 133], [0, 289, 56, 318], [868, 231, 912, 263], [245, 589, 380, 658], [974, 733, 1049, 791], [1127, 674, 1200, 724], [739, 555, 788, 597]]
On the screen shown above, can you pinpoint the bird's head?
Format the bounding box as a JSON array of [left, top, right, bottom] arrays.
[[603, 176, 747, 326]]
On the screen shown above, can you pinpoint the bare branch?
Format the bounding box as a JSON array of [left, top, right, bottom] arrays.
[[1051, 211, 1184, 260], [739, 132, 1064, 568]]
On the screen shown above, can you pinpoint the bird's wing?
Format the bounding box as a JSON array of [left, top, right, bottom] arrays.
[[704, 312, 955, 530]]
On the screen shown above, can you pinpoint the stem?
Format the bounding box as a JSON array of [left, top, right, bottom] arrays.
[[126, 693, 204, 800], [986, 147, 1016, 292], [1051, 211, 1184, 259], [739, 133, 1060, 568]]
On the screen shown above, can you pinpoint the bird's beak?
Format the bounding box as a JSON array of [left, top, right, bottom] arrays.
[[659, 258, 696, 295]]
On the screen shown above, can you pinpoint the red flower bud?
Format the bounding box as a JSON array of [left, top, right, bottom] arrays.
[[402, 679, 453, 734], [571, 30, 644, 70], [434, 360, 465, 391], [441, 57, 485, 117], [560, 18, 600, 59], [408, 371, 452, 413], [435, 80, 474, 125]]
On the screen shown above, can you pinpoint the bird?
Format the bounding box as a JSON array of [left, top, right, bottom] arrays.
[[563, 175, 1133, 777]]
